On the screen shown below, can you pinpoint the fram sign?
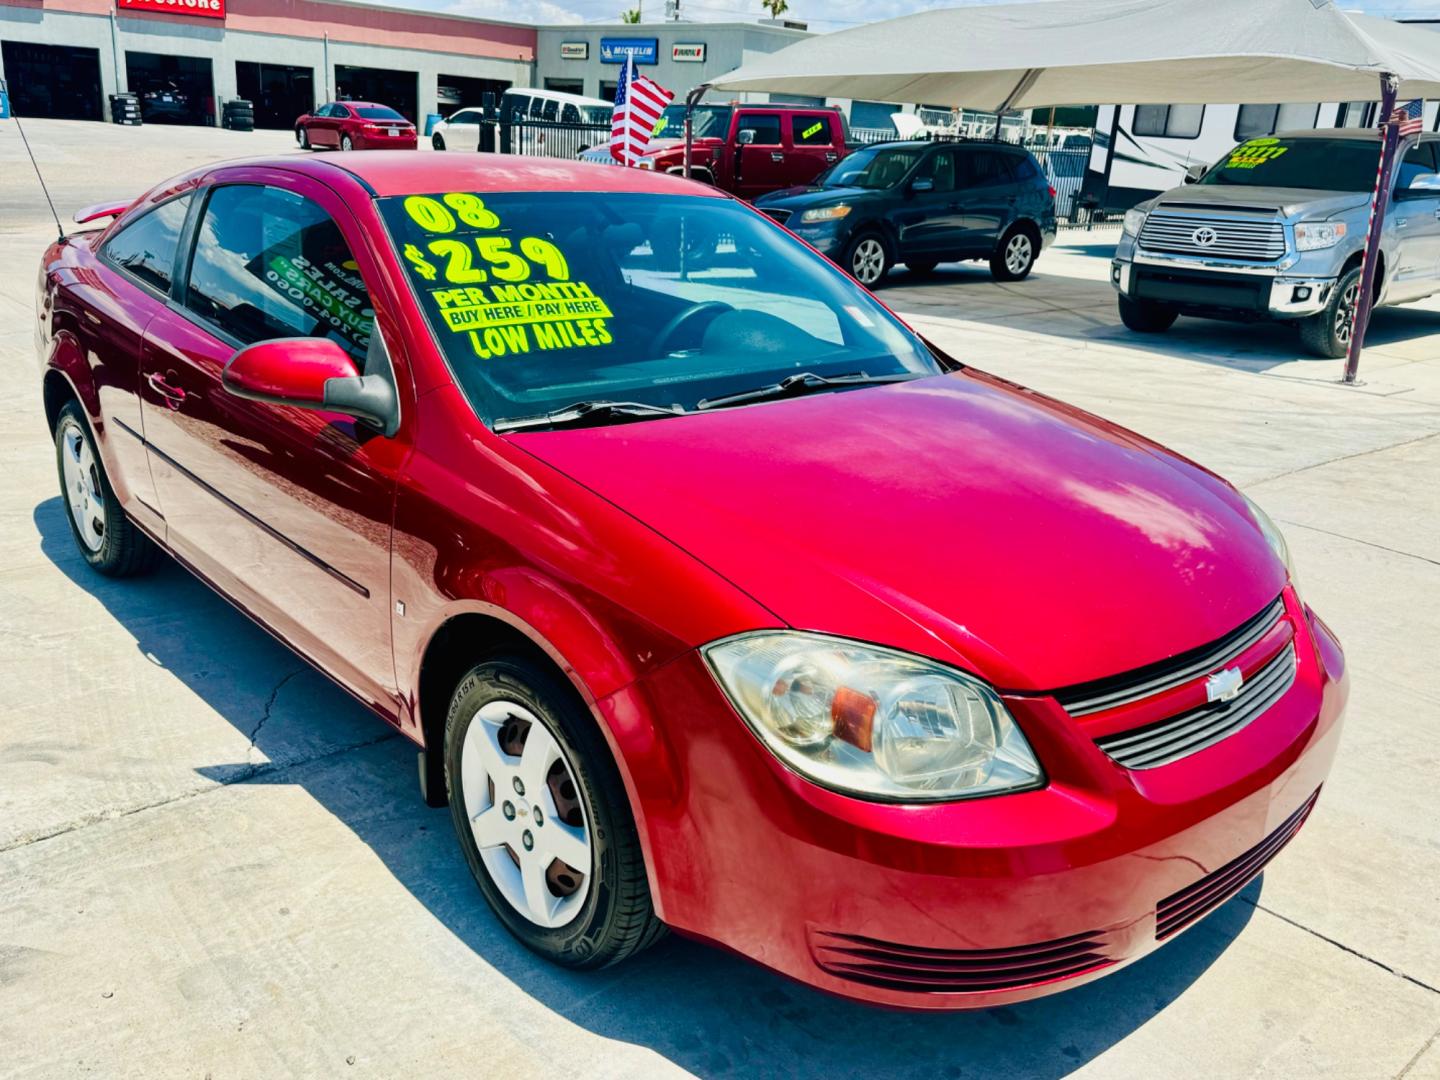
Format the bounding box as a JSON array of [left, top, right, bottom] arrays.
[[672, 43, 707, 62], [118, 0, 226, 18]]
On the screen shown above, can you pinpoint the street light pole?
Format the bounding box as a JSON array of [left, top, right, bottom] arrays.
[[1344, 72, 1399, 385]]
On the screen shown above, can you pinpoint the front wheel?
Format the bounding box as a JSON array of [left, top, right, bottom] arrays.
[[54, 401, 158, 577], [445, 655, 665, 969], [341, 134, 354, 152], [845, 231, 892, 288], [432, 133, 446, 151], [990, 225, 1037, 281], [1118, 293, 1179, 333], [296, 127, 309, 150], [1298, 266, 1363, 359]]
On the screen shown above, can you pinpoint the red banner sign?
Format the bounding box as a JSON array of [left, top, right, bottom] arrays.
[[117, 0, 226, 19]]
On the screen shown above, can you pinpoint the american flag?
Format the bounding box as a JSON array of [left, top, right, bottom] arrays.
[[1382, 99, 1424, 138], [609, 54, 673, 166]]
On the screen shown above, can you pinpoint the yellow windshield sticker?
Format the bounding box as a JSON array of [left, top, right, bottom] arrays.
[[653, 115, 669, 136], [801, 121, 823, 141], [400, 192, 614, 360], [1225, 137, 1289, 170]]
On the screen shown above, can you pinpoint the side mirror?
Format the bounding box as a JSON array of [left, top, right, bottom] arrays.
[[911, 177, 935, 193], [223, 337, 399, 436], [1183, 163, 1207, 185], [1398, 172, 1440, 199], [737, 129, 756, 146]]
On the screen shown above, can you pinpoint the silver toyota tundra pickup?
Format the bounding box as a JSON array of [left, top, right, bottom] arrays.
[[1112, 128, 1440, 357]]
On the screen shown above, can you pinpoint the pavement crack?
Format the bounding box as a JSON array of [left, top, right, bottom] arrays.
[[1398, 1023, 1440, 1079], [1276, 518, 1440, 570], [1247, 429, 1440, 489], [1243, 896, 1440, 996], [249, 669, 305, 757], [0, 730, 401, 856]]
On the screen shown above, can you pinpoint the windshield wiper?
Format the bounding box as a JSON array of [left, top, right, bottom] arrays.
[[494, 399, 686, 433], [696, 371, 916, 411]]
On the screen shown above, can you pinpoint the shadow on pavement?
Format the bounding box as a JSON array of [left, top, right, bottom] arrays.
[[36, 495, 1258, 1079]]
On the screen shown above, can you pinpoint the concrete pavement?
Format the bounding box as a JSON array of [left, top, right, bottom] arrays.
[[2, 119, 1439, 1079]]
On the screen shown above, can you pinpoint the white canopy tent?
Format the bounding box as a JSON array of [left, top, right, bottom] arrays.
[[696, 0, 1440, 381]]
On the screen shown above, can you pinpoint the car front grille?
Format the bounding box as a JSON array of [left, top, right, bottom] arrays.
[[1156, 789, 1320, 940], [810, 929, 1114, 994], [761, 208, 793, 226], [1094, 643, 1297, 770], [1139, 211, 1286, 261]]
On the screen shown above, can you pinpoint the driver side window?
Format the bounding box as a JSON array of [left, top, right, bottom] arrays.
[[737, 114, 782, 146]]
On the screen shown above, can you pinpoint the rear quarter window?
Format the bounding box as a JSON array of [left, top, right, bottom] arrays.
[[100, 194, 192, 295], [792, 115, 833, 146]]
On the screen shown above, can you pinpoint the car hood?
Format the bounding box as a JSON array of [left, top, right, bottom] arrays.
[[756, 184, 869, 208], [1153, 185, 1370, 219], [510, 372, 1284, 691]]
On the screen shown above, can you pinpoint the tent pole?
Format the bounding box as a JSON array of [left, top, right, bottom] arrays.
[[1344, 72, 1399, 384], [991, 68, 1042, 141], [683, 84, 708, 180]]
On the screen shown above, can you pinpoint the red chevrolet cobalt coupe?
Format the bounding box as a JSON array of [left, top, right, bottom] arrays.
[[38, 154, 1346, 1009]]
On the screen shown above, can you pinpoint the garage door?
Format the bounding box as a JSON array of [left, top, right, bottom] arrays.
[[335, 65, 418, 124], [1, 41, 103, 121], [126, 51, 216, 126], [236, 61, 315, 130]]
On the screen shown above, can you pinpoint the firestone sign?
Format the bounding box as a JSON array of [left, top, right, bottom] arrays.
[[117, 0, 226, 18]]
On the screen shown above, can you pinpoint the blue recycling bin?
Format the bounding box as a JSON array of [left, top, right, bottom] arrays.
[[0, 89, 10, 120], [423, 112, 442, 137]]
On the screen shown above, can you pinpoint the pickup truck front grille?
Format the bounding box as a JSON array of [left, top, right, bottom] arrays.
[[1139, 212, 1286, 262]]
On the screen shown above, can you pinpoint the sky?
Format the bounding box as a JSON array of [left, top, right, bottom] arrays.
[[386, 0, 1440, 34]]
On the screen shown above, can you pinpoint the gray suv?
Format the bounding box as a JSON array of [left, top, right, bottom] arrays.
[[1112, 129, 1440, 357]]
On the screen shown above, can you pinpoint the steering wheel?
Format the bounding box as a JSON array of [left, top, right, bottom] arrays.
[[653, 301, 733, 356]]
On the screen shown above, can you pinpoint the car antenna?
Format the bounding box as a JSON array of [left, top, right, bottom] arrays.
[[3, 80, 65, 242]]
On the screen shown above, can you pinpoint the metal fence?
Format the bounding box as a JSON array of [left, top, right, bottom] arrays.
[[482, 116, 611, 159]]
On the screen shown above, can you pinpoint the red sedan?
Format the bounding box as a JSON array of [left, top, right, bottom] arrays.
[[295, 100, 417, 151], [38, 153, 1347, 1009]]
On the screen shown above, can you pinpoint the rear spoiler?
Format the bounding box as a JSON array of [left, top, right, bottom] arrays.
[[73, 201, 131, 225]]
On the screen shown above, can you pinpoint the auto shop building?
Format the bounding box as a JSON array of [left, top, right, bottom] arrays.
[[0, 0, 532, 128]]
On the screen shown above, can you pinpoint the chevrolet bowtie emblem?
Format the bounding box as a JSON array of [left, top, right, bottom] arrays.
[[1206, 667, 1245, 703]]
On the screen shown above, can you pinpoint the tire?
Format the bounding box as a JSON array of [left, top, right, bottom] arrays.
[[297, 127, 309, 150], [1299, 266, 1363, 360], [445, 655, 665, 969], [990, 224, 1038, 281], [341, 135, 354, 152], [844, 231, 892, 288], [1118, 293, 1179, 333], [432, 133, 446, 151], [54, 401, 159, 577], [905, 259, 939, 275]]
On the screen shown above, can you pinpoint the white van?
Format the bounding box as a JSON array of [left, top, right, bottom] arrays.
[[431, 88, 613, 152]]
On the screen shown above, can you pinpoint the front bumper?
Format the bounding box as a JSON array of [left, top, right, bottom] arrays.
[[1112, 252, 1336, 319], [599, 589, 1347, 1009]]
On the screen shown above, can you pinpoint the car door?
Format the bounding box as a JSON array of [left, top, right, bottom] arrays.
[[955, 148, 1020, 252], [444, 108, 482, 151], [1388, 140, 1440, 303], [313, 102, 343, 146], [786, 113, 841, 186], [894, 146, 966, 257], [733, 112, 789, 199], [137, 169, 409, 713]]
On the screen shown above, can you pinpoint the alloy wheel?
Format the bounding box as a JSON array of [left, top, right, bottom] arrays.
[[461, 700, 592, 929], [60, 418, 105, 553], [851, 238, 886, 286], [342, 135, 353, 152], [1335, 280, 1360, 346], [1005, 233, 1034, 276]]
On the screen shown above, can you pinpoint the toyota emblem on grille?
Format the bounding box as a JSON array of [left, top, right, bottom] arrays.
[[1191, 226, 1220, 248], [1205, 666, 1245, 703]]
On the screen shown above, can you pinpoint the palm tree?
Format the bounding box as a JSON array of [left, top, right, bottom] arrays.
[[621, 7, 641, 22], [761, 0, 789, 18]]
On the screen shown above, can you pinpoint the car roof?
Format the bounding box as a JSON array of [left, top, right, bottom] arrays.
[[333, 101, 394, 110], [1275, 126, 1434, 141], [504, 87, 612, 108], [283, 151, 730, 198]]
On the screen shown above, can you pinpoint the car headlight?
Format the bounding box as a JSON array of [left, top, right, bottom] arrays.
[[1242, 493, 1299, 592], [1294, 221, 1346, 252], [1122, 207, 1148, 237], [702, 632, 1043, 802], [800, 205, 852, 224]]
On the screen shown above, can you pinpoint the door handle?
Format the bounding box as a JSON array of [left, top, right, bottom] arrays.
[[770, 151, 785, 163], [1396, 217, 1408, 229], [147, 372, 186, 409], [824, 152, 838, 162]]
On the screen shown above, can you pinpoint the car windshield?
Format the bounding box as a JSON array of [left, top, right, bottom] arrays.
[[378, 191, 939, 427], [651, 104, 732, 142], [357, 106, 405, 121], [1198, 137, 1384, 192], [819, 146, 924, 189]]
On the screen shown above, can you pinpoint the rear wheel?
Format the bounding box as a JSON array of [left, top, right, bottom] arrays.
[[432, 133, 446, 151], [1298, 266, 1363, 359], [990, 225, 1037, 281], [341, 134, 354, 152], [445, 655, 664, 969], [1118, 293, 1179, 333], [845, 231, 892, 288], [54, 401, 158, 577]]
